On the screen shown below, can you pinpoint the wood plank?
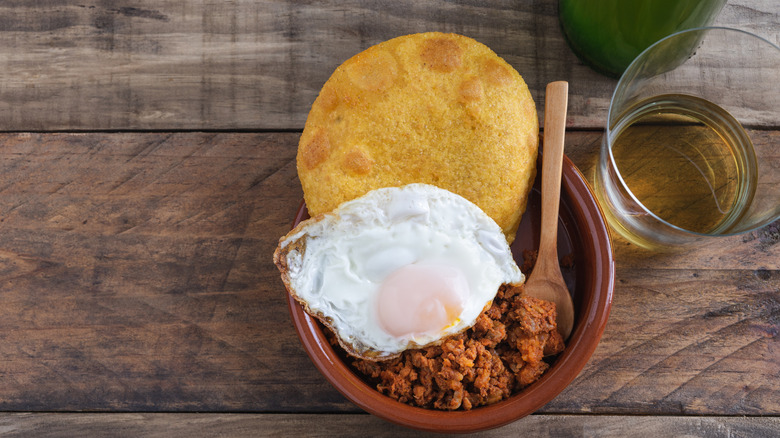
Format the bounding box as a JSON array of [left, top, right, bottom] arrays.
[[546, 267, 780, 415], [0, 0, 776, 131], [0, 413, 779, 437], [0, 132, 328, 412], [0, 132, 777, 414]]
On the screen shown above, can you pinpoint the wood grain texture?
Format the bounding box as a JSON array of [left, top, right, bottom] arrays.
[[0, 131, 776, 415], [0, 0, 776, 131], [1, 413, 780, 437]]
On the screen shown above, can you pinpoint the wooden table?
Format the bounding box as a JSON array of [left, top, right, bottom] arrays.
[[0, 1, 777, 436]]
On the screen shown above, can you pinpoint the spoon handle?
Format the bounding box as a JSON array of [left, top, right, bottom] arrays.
[[539, 81, 569, 264]]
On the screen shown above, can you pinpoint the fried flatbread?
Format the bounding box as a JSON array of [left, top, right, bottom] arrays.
[[297, 32, 538, 242]]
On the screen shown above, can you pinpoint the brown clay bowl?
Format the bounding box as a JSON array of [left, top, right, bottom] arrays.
[[286, 155, 615, 433]]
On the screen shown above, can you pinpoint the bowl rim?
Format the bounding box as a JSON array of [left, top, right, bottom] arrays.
[[285, 155, 615, 433]]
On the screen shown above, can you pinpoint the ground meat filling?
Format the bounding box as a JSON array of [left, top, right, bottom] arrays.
[[349, 284, 565, 410]]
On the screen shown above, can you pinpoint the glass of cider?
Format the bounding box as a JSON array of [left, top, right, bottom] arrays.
[[595, 27, 780, 249]]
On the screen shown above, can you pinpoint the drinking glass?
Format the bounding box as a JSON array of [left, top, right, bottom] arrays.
[[558, 0, 726, 78], [594, 27, 780, 249]]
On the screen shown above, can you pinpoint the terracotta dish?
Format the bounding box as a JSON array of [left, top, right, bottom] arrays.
[[285, 154, 615, 433]]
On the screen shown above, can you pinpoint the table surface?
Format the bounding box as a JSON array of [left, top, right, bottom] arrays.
[[0, 1, 778, 436]]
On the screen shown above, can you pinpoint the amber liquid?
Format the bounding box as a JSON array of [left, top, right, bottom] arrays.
[[609, 94, 756, 234]]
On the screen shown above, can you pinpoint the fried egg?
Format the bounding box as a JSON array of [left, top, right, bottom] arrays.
[[274, 184, 524, 360]]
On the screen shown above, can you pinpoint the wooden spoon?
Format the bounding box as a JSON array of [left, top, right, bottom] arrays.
[[524, 81, 574, 340]]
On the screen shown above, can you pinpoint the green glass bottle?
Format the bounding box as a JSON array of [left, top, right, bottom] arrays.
[[558, 0, 726, 78]]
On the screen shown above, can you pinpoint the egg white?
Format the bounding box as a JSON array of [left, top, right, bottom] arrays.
[[276, 184, 524, 360]]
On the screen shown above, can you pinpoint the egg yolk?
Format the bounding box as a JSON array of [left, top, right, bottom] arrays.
[[376, 263, 468, 338]]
